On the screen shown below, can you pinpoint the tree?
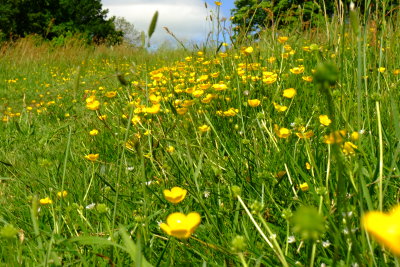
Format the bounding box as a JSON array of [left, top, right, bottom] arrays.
[[113, 17, 141, 46], [231, 0, 335, 36], [0, 0, 122, 44]]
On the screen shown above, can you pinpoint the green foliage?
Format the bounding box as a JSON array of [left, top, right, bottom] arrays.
[[0, 0, 122, 44], [231, 0, 334, 38]]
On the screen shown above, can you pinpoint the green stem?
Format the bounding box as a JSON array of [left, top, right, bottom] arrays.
[[376, 101, 384, 211], [238, 252, 248, 267], [237, 195, 288, 267]]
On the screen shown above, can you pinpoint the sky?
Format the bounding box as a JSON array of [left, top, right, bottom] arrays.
[[101, 0, 235, 46]]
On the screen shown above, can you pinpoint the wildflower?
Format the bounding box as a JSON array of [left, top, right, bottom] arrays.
[[242, 46, 253, 55], [323, 130, 347, 144], [300, 182, 309, 192], [86, 203, 96, 209], [350, 131, 359, 141], [302, 76, 313, 82], [39, 197, 52, 205], [378, 67, 386, 73], [212, 83, 227, 91], [284, 45, 292, 52], [278, 36, 288, 44], [176, 107, 188, 115], [198, 124, 210, 133], [287, 236, 296, 243], [57, 190, 68, 198], [192, 89, 204, 98], [214, 1, 222, 6], [393, 69, 400, 75], [85, 154, 99, 162], [273, 102, 288, 112], [163, 187, 187, 204], [283, 88, 296, 98], [274, 125, 291, 138], [149, 94, 162, 104], [248, 99, 261, 107], [306, 162, 312, 170], [289, 66, 305, 74], [98, 115, 107, 120], [322, 240, 331, 248], [104, 91, 117, 98], [222, 108, 238, 117], [362, 205, 400, 256], [342, 141, 357, 155], [160, 212, 201, 239], [166, 146, 175, 153], [86, 100, 100, 110], [89, 129, 99, 136], [295, 130, 314, 139], [143, 104, 160, 114], [319, 115, 332, 126]]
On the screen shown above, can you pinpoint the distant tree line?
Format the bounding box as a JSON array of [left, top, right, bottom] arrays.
[[231, 0, 400, 37], [0, 0, 123, 44]]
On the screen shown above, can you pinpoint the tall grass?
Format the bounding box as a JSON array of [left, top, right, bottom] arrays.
[[1, 1, 400, 266]]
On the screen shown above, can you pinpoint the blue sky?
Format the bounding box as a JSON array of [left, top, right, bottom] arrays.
[[101, 0, 236, 46]]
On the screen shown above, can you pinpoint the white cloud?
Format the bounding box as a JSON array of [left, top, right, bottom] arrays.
[[103, 0, 213, 46]]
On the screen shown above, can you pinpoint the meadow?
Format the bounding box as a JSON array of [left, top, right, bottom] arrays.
[[1, 5, 400, 266]]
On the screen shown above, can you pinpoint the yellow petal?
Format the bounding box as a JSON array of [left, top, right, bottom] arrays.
[[363, 210, 400, 255]]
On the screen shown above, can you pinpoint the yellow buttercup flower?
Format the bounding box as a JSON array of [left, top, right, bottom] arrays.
[[85, 154, 99, 162], [176, 107, 188, 115], [323, 130, 347, 144], [166, 146, 175, 153], [160, 212, 201, 239], [283, 88, 296, 98], [378, 67, 386, 73], [86, 100, 100, 110], [104, 91, 117, 98], [89, 129, 99, 136], [149, 94, 162, 104], [274, 125, 291, 138], [143, 104, 161, 114], [273, 102, 287, 112], [350, 131, 359, 141], [214, 1, 222, 6], [192, 89, 204, 98], [278, 36, 288, 44], [299, 182, 309, 192], [295, 130, 314, 139], [342, 141, 357, 155], [39, 197, 53, 205], [98, 115, 107, 120], [362, 205, 400, 256], [305, 162, 312, 170], [242, 46, 253, 55], [289, 66, 304, 74], [57, 190, 68, 198], [248, 99, 261, 107], [319, 115, 332, 126], [198, 124, 210, 133], [163, 187, 187, 204]]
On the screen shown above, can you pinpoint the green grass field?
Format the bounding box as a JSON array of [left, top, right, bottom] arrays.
[[1, 9, 400, 266]]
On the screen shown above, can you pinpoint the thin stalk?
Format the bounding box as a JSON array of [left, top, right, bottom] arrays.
[[238, 252, 249, 267], [237, 195, 288, 267], [376, 101, 384, 211]]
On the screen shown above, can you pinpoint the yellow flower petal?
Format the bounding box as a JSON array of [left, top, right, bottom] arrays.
[[362, 206, 400, 256]]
